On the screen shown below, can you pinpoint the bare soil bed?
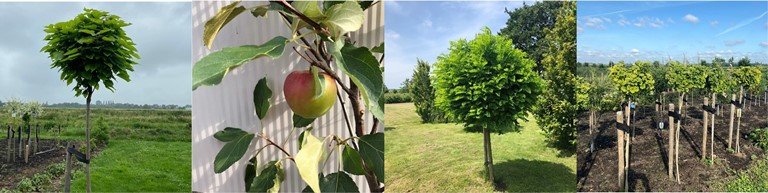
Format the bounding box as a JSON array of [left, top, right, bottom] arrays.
[[577, 100, 768, 192], [0, 139, 81, 189]]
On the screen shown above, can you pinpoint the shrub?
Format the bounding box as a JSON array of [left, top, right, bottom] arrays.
[[384, 93, 412, 104], [721, 157, 768, 191], [749, 128, 768, 150]]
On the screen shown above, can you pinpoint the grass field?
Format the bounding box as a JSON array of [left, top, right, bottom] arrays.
[[385, 103, 576, 192], [0, 108, 190, 192], [70, 140, 191, 192]]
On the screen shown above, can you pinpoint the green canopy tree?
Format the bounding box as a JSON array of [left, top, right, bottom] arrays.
[[433, 27, 542, 182], [42, 8, 139, 192], [499, 1, 563, 71], [533, 0, 578, 151]]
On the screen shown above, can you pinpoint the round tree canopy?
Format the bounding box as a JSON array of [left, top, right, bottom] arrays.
[[42, 8, 139, 97]]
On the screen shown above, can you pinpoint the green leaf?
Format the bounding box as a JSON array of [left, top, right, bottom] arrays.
[[244, 157, 257, 192], [321, 1, 364, 37], [341, 145, 366, 175], [310, 66, 325, 97], [359, 133, 384, 182], [331, 41, 385, 120], [214, 132, 255, 173], [320, 172, 360, 192], [295, 131, 324, 193], [250, 5, 270, 18], [203, 1, 247, 48], [193, 36, 287, 90], [213, 127, 249, 142], [293, 114, 315, 128], [371, 42, 384, 53], [358, 0, 375, 10], [253, 77, 272, 119], [251, 161, 283, 193], [292, 0, 324, 21]]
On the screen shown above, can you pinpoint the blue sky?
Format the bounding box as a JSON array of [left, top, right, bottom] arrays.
[[578, 1, 768, 64], [384, 1, 533, 88]]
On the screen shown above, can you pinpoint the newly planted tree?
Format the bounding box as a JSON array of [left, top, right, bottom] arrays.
[[665, 61, 706, 182], [433, 27, 542, 182], [42, 8, 139, 192], [193, 1, 384, 192], [705, 66, 735, 158], [731, 66, 762, 154]]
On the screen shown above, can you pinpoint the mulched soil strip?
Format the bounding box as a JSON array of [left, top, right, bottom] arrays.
[[0, 139, 82, 189]]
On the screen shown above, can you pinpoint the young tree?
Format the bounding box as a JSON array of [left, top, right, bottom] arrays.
[[499, 1, 563, 71], [42, 8, 139, 192], [665, 61, 706, 182], [410, 59, 447, 123], [433, 27, 542, 182], [533, 0, 578, 150], [705, 66, 735, 158]]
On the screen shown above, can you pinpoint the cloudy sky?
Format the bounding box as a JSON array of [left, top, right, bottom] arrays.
[[0, 2, 191, 106], [384, 1, 533, 88], [578, 1, 768, 64]]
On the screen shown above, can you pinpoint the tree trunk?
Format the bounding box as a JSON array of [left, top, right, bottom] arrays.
[[65, 142, 72, 192], [86, 88, 92, 193], [736, 108, 741, 154], [482, 127, 494, 182], [702, 97, 708, 159], [589, 110, 594, 153], [35, 123, 39, 153], [728, 94, 736, 149], [667, 103, 674, 179], [676, 93, 683, 183], [711, 93, 716, 158], [6, 125, 10, 162]]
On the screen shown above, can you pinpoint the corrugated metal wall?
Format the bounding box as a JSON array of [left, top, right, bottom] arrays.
[[191, 1, 383, 192]]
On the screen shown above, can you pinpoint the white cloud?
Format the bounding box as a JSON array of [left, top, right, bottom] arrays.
[[630, 48, 640, 55], [724, 39, 745, 46], [385, 30, 400, 40], [710, 20, 719, 27], [577, 26, 584, 33], [583, 17, 607, 29], [682, 14, 699, 24], [760, 41, 768, 48]]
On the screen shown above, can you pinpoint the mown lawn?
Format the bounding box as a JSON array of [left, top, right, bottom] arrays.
[[70, 140, 191, 192], [385, 103, 576, 192]]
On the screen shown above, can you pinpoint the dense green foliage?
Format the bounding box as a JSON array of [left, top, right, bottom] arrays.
[[533, 1, 577, 149], [732, 66, 763, 94], [720, 157, 768, 191], [384, 93, 412, 104], [15, 163, 67, 192], [499, 1, 562, 71], [665, 62, 706, 94], [434, 27, 542, 133], [42, 8, 139, 97], [707, 66, 737, 95], [409, 59, 448, 123], [749, 127, 768, 150], [608, 61, 655, 99]]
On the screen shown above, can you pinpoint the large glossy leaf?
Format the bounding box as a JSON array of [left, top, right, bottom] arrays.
[[213, 127, 249, 142], [321, 1, 364, 37], [214, 131, 255, 173], [341, 145, 366, 175], [359, 133, 384, 182], [203, 1, 246, 48], [331, 41, 385, 120], [251, 161, 283, 193], [193, 36, 287, 90], [293, 114, 315, 128], [295, 131, 324, 193], [253, 77, 272, 119], [320, 172, 360, 192]]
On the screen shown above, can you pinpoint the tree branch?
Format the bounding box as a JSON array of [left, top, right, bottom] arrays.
[[273, 0, 331, 37]]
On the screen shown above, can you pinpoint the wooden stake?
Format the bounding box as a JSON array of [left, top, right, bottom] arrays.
[[617, 111, 625, 189], [668, 103, 675, 179], [728, 94, 736, 149], [736, 108, 742, 154], [711, 94, 716, 158], [64, 142, 72, 193]]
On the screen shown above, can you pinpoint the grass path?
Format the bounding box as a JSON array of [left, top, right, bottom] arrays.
[[70, 140, 191, 192], [385, 103, 576, 192]]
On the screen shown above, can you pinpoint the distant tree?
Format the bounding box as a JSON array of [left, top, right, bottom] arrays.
[[434, 27, 542, 182], [609, 61, 615, 67], [42, 8, 139, 192], [652, 60, 661, 67], [737, 57, 751, 67], [400, 78, 411, 93], [728, 57, 735, 67], [533, 0, 578, 151], [499, 1, 563, 71], [410, 59, 447, 123], [713, 57, 726, 67]]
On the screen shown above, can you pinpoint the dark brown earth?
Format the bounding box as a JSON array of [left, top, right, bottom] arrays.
[[0, 139, 83, 189], [577, 98, 768, 192]]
